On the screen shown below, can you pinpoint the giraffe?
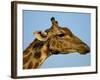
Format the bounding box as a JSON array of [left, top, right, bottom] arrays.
[[23, 17, 90, 69]]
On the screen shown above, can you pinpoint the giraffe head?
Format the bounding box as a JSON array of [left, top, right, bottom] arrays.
[[35, 17, 90, 55]]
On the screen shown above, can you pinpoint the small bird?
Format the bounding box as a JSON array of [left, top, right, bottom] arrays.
[[33, 31, 48, 41]]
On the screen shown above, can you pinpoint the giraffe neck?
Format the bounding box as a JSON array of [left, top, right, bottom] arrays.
[[23, 39, 50, 69]]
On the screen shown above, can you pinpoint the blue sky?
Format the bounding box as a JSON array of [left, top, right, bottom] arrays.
[[23, 10, 91, 68]]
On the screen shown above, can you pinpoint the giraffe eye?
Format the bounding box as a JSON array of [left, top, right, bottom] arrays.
[[58, 33, 65, 37]]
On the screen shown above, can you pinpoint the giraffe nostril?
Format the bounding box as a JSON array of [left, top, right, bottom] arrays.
[[77, 43, 90, 54], [85, 48, 90, 53], [84, 45, 90, 53]]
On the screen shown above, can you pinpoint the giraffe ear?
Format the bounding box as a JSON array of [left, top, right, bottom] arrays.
[[34, 31, 48, 41], [44, 31, 47, 35]]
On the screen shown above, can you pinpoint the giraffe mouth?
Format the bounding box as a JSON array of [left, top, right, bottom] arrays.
[[51, 48, 90, 55], [78, 47, 90, 55]]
